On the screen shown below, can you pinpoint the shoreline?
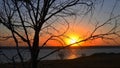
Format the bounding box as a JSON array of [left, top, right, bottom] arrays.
[[1, 46, 120, 49], [1, 53, 120, 68]]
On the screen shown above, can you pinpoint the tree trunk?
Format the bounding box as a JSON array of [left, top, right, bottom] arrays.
[[31, 30, 40, 68], [31, 56, 38, 68]]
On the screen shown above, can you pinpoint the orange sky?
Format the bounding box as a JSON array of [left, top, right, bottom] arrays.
[[0, 18, 120, 47]]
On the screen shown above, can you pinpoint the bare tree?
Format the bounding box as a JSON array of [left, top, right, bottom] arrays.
[[58, 50, 65, 60], [0, 0, 120, 68], [0, 0, 94, 68]]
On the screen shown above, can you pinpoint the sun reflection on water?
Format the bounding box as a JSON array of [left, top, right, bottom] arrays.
[[67, 49, 79, 59]]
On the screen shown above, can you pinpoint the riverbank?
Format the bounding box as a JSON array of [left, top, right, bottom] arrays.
[[0, 53, 120, 68], [40, 53, 120, 68]]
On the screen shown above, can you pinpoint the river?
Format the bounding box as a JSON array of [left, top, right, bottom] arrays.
[[0, 46, 120, 63]]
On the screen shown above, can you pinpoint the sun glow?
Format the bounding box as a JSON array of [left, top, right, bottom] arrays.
[[65, 34, 83, 47]]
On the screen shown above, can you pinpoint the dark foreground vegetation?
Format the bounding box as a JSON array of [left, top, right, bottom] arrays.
[[1, 53, 120, 68]]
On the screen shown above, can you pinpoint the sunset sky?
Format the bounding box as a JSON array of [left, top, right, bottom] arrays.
[[0, 0, 120, 47]]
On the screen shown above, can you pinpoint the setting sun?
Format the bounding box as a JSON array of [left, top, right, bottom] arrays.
[[65, 33, 83, 47]]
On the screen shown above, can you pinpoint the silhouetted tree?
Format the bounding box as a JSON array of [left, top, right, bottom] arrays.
[[0, 0, 94, 68], [58, 50, 65, 60], [0, 0, 120, 68]]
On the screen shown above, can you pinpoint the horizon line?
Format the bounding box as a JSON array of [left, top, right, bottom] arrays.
[[1, 45, 120, 49]]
